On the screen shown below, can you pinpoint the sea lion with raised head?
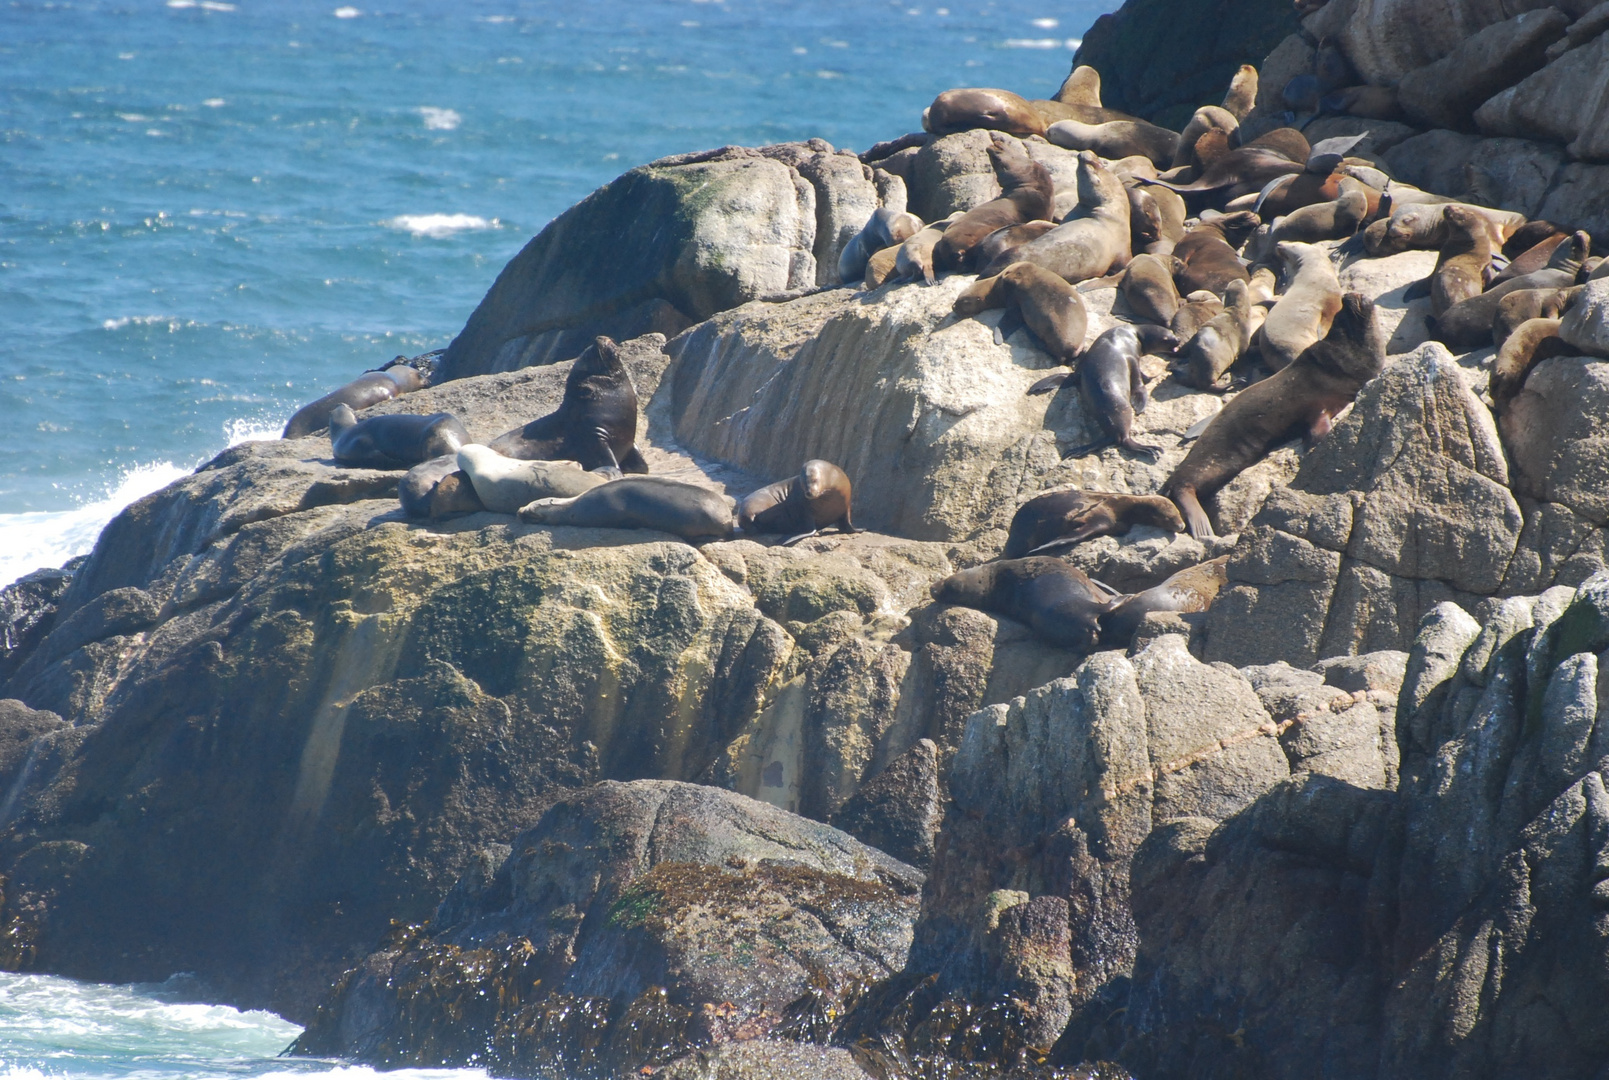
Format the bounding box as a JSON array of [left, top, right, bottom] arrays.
[[1055, 66, 1103, 107], [1007, 151, 1132, 284], [1118, 252, 1183, 326], [518, 476, 734, 541], [284, 363, 428, 439], [1046, 118, 1180, 169], [1257, 240, 1342, 371], [839, 207, 924, 285], [1179, 277, 1255, 390], [738, 459, 856, 543], [1493, 286, 1580, 348], [974, 220, 1058, 278], [956, 261, 1090, 360], [399, 454, 484, 519], [328, 405, 469, 469], [457, 444, 609, 513], [1222, 64, 1259, 120], [1489, 318, 1573, 416], [1489, 230, 1570, 287], [1171, 105, 1239, 171], [1163, 292, 1384, 539], [923, 88, 1047, 137], [1433, 232, 1590, 348], [930, 557, 1110, 650], [1428, 204, 1495, 317], [933, 135, 1055, 272], [1098, 555, 1229, 645], [1031, 323, 1178, 460], [1172, 211, 1259, 295], [488, 336, 648, 474], [1002, 488, 1185, 558]]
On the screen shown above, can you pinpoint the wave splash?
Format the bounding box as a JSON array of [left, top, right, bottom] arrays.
[[384, 213, 498, 238]]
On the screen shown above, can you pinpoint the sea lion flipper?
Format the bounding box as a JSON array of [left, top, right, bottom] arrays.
[[1402, 277, 1431, 301], [1027, 371, 1071, 395], [995, 307, 1026, 345], [1122, 438, 1165, 462], [1063, 437, 1115, 459], [1181, 412, 1218, 442], [620, 445, 650, 474], [781, 529, 821, 546]]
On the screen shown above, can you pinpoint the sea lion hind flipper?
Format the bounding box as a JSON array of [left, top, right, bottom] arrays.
[[1402, 277, 1431, 301], [1121, 438, 1165, 462], [1181, 412, 1217, 442], [1027, 371, 1072, 395], [995, 307, 1026, 345], [619, 445, 650, 474], [1063, 437, 1116, 459], [1170, 488, 1216, 540], [781, 529, 821, 546]]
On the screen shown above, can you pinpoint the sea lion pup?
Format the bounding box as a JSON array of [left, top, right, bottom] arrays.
[[1171, 105, 1239, 170], [738, 459, 856, 544], [1489, 318, 1573, 416], [1493, 286, 1580, 348], [399, 454, 484, 519], [1098, 555, 1229, 645], [1268, 176, 1370, 244], [328, 405, 469, 469], [1045, 117, 1180, 169], [932, 135, 1054, 272], [974, 220, 1058, 278], [518, 476, 734, 541], [1432, 232, 1590, 348], [283, 363, 427, 439], [487, 336, 648, 474], [1179, 278, 1255, 390], [1257, 241, 1342, 372], [1172, 211, 1259, 295], [1008, 151, 1132, 284], [1425, 205, 1494, 317], [1055, 65, 1103, 107], [838, 207, 923, 285], [1117, 252, 1183, 326], [1164, 292, 1384, 539], [1172, 289, 1226, 339], [895, 212, 960, 285], [1032, 323, 1179, 461], [929, 557, 1110, 649], [456, 444, 608, 514], [1002, 488, 1185, 558], [956, 262, 1090, 360], [923, 88, 1047, 137]]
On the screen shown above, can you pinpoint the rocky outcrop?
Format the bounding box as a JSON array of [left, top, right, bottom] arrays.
[[292, 781, 920, 1077]]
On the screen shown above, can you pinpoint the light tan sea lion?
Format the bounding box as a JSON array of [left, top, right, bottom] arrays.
[[838, 207, 923, 285], [1257, 240, 1341, 371], [1179, 278, 1255, 390], [923, 88, 1046, 136], [1493, 286, 1580, 348], [1269, 176, 1370, 244], [457, 444, 608, 513], [1006, 150, 1132, 284], [1489, 318, 1572, 416], [1118, 252, 1184, 326], [863, 243, 902, 289], [1046, 118, 1180, 169], [1098, 556, 1230, 645], [1055, 65, 1103, 107], [1172, 289, 1226, 340], [1171, 105, 1239, 170], [895, 212, 961, 285], [956, 262, 1091, 361], [1429, 205, 1494, 318], [1222, 65, 1258, 120]]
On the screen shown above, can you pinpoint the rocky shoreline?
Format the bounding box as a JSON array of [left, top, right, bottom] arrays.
[[8, 1, 1609, 1077]]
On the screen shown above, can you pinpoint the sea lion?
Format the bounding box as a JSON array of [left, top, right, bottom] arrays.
[[1323, 84, 1402, 121], [1493, 286, 1580, 348], [738, 459, 856, 543], [1366, 201, 1525, 256], [1222, 64, 1259, 120], [975, 220, 1058, 278], [457, 444, 608, 513], [923, 88, 1047, 137], [1007, 151, 1132, 284], [1247, 265, 1277, 304], [283, 364, 427, 439], [517, 476, 734, 541], [399, 454, 484, 519], [1163, 292, 1384, 539], [1045, 118, 1180, 169], [933, 135, 1054, 272], [328, 405, 469, 469], [1098, 555, 1229, 645], [1171, 105, 1240, 170], [895, 213, 961, 285], [1489, 230, 1569, 287], [1427, 205, 1494, 317], [1269, 176, 1370, 244], [839, 208, 923, 285], [1002, 488, 1186, 558], [1489, 318, 1573, 416], [1125, 184, 1165, 252], [1501, 220, 1566, 260], [1035, 323, 1179, 460], [1178, 277, 1255, 390], [488, 336, 648, 474], [1258, 240, 1342, 371], [1172, 289, 1226, 339], [1118, 252, 1183, 326], [1055, 65, 1103, 107], [864, 244, 902, 289], [929, 557, 1110, 649], [958, 262, 1091, 360], [1432, 232, 1590, 348], [1141, 145, 1304, 210], [1172, 211, 1259, 295]]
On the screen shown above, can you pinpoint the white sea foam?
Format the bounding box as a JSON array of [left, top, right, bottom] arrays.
[[1031, 16, 1059, 27], [384, 213, 498, 238], [1003, 37, 1063, 48], [333, 6, 361, 17], [416, 106, 461, 131]]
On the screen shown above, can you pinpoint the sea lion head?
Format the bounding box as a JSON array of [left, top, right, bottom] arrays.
[[1441, 204, 1485, 238], [931, 563, 994, 604], [1136, 324, 1182, 355], [327, 403, 357, 438], [1133, 495, 1187, 533], [1074, 150, 1126, 210], [800, 459, 845, 501], [1328, 292, 1386, 379], [1552, 231, 1591, 275]]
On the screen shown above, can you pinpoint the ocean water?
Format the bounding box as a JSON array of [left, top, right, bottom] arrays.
[[1, 0, 1116, 588]]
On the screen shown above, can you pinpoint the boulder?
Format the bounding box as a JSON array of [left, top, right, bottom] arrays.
[[1537, 161, 1609, 240], [291, 781, 921, 1075], [830, 738, 943, 869], [1502, 355, 1609, 523], [1558, 276, 1609, 356], [1336, 0, 1583, 86], [0, 566, 78, 683], [1474, 28, 1609, 160], [1395, 7, 1569, 131]]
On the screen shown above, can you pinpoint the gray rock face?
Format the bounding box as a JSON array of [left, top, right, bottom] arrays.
[[292, 781, 921, 1076], [830, 738, 943, 870], [1475, 27, 1609, 160], [1559, 277, 1609, 356], [1396, 7, 1569, 132]]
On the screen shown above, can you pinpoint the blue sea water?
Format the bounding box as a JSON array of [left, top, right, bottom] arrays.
[[1, 0, 1116, 588]]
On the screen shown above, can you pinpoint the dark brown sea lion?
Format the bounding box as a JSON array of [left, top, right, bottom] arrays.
[[1002, 488, 1185, 558], [1489, 231, 1569, 287], [956, 261, 1090, 361], [1163, 292, 1385, 539], [1269, 176, 1370, 244], [1098, 555, 1229, 644], [1032, 323, 1179, 460], [1429, 205, 1494, 318], [1172, 211, 1259, 296], [328, 405, 469, 469], [1489, 318, 1573, 416], [283, 363, 427, 439], [517, 476, 734, 541], [1142, 145, 1304, 210], [923, 88, 1047, 137], [1432, 232, 1590, 348], [1179, 278, 1255, 390], [1118, 252, 1183, 326], [929, 557, 1110, 649], [738, 459, 856, 543], [1501, 220, 1566, 261], [1493, 286, 1580, 348], [488, 335, 648, 474], [933, 135, 1054, 272], [987, 150, 1129, 284], [1172, 290, 1226, 340], [399, 454, 483, 519], [974, 220, 1058, 278], [1045, 118, 1180, 169]]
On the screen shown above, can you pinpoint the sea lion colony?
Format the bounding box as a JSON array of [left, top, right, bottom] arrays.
[[278, 59, 1606, 654]]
